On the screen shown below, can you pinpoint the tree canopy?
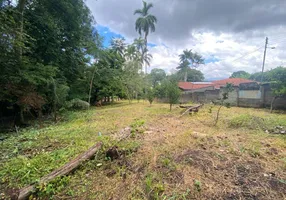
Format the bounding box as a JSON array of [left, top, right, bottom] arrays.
[[230, 71, 250, 79], [177, 49, 204, 81]]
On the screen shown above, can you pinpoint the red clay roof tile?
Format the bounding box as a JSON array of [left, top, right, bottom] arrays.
[[178, 78, 257, 90]]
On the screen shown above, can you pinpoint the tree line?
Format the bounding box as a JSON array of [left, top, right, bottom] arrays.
[[0, 0, 206, 126]]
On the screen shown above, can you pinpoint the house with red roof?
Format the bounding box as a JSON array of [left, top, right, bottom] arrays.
[[177, 78, 286, 109], [178, 78, 257, 92]]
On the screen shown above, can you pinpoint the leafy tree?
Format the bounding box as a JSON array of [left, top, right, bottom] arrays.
[[160, 80, 181, 111], [0, 0, 100, 123], [122, 59, 143, 103], [267, 67, 286, 112], [176, 68, 204, 82], [230, 71, 250, 79], [146, 87, 155, 105], [177, 49, 204, 81], [125, 44, 139, 61], [148, 68, 166, 87]]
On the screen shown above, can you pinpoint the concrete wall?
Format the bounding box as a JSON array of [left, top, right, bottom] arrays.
[[205, 90, 220, 101], [183, 86, 214, 93], [180, 93, 191, 103], [239, 90, 261, 99], [177, 82, 286, 109], [238, 98, 263, 108], [219, 87, 238, 106], [237, 88, 263, 107], [263, 85, 286, 109]]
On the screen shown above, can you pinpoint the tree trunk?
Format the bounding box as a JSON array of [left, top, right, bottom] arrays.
[[20, 107, 25, 124], [88, 67, 97, 107], [53, 103, 57, 122], [16, 142, 102, 200], [270, 96, 277, 113], [170, 104, 172, 111], [144, 33, 148, 74], [184, 70, 188, 82], [38, 109, 43, 129], [214, 105, 223, 126]]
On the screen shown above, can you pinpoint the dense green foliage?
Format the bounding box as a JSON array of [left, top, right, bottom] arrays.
[[177, 49, 204, 81], [146, 87, 155, 105], [1, 0, 207, 126], [0, 0, 160, 124], [230, 70, 250, 79], [0, 0, 99, 123], [175, 68, 204, 82], [155, 79, 181, 111]]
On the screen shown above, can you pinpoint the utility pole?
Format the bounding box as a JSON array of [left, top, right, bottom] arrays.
[[260, 37, 268, 82]]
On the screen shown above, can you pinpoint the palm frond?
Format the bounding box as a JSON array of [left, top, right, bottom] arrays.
[[134, 9, 143, 15], [146, 2, 154, 11]]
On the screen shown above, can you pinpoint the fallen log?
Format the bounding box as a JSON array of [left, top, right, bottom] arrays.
[[179, 105, 193, 109], [15, 142, 103, 200], [180, 104, 203, 117]]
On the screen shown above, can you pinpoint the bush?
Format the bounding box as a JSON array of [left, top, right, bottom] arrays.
[[227, 114, 286, 130], [146, 88, 155, 105], [228, 114, 264, 130], [66, 99, 90, 110]]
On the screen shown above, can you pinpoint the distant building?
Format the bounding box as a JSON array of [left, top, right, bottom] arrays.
[[177, 78, 286, 109], [178, 78, 257, 93]]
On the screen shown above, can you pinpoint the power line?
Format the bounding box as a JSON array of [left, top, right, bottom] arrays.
[[228, 46, 263, 63]]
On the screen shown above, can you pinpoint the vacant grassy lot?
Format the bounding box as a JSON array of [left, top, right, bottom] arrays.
[[1, 102, 286, 199]]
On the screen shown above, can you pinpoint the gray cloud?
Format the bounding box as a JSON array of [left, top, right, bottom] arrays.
[[86, 0, 286, 79], [87, 0, 286, 44]]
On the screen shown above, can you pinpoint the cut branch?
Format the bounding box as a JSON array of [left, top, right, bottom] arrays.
[[179, 104, 203, 117], [16, 142, 103, 200]]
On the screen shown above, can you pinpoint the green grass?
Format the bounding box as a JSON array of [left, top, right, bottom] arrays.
[[0, 102, 286, 199]]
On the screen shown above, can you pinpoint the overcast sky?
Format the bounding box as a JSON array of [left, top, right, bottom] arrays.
[[86, 0, 286, 80]]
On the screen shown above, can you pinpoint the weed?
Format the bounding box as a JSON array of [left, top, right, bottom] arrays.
[[37, 176, 70, 198], [214, 152, 224, 160], [239, 146, 246, 153], [161, 157, 171, 167], [145, 173, 165, 199], [194, 179, 202, 192], [130, 119, 145, 128], [248, 145, 261, 158], [162, 189, 191, 200]]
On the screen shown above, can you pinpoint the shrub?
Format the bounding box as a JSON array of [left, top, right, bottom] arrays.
[[66, 99, 90, 110], [146, 88, 155, 105], [228, 114, 286, 130]]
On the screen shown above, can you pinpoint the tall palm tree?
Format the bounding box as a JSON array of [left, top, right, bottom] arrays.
[[133, 37, 145, 53], [111, 38, 126, 57], [177, 49, 204, 81], [141, 48, 152, 70], [134, 1, 157, 73], [133, 37, 149, 73]]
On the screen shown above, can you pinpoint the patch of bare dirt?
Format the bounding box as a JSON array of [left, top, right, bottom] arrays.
[[174, 148, 286, 200]]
